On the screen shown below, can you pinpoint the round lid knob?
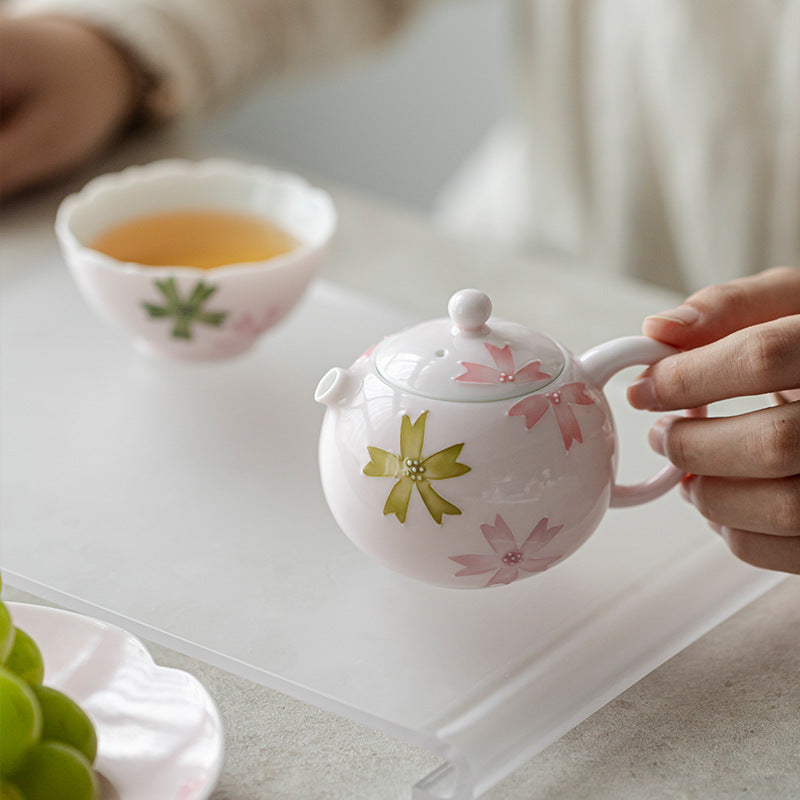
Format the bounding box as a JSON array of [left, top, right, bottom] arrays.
[[448, 289, 492, 335], [373, 289, 566, 401]]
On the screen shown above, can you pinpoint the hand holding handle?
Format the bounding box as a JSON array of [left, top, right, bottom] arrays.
[[578, 336, 705, 508]]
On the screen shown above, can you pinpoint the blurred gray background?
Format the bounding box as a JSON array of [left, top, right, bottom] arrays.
[[200, 0, 511, 211]]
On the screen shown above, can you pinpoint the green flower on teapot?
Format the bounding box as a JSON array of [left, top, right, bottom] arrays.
[[363, 411, 471, 524]]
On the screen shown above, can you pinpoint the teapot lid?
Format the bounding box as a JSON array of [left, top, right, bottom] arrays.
[[374, 289, 565, 401]]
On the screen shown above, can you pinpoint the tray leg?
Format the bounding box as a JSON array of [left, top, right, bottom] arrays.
[[413, 762, 473, 800]]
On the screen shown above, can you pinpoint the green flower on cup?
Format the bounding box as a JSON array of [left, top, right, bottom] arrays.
[[363, 412, 471, 524], [142, 278, 228, 340]]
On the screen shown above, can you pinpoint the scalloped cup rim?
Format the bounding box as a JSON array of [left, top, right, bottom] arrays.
[[55, 158, 337, 277]]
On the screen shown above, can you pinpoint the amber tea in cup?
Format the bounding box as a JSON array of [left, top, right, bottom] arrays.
[[88, 209, 299, 269]]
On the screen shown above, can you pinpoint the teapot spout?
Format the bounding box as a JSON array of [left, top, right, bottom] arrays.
[[315, 367, 358, 408]]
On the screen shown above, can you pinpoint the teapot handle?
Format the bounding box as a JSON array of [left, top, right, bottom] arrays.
[[577, 336, 706, 508]]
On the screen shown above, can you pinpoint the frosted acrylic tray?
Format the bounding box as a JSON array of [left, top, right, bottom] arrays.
[[1, 264, 782, 799]]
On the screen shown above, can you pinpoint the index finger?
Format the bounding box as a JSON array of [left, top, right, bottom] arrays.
[[642, 267, 800, 349], [628, 315, 800, 410]]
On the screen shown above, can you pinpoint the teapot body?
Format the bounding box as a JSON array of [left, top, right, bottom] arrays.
[[318, 348, 617, 588]]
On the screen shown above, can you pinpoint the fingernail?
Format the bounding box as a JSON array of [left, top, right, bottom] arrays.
[[645, 305, 700, 326], [647, 416, 671, 455], [708, 521, 724, 535], [629, 378, 658, 410]]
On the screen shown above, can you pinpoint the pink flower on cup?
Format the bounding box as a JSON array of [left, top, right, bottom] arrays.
[[450, 515, 563, 587], [508, 382, 594, 450], [230, 307, 283, 337], [455, 343, 551, 386]]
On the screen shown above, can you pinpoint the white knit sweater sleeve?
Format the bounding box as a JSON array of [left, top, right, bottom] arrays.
[[6, 0, 422, 117]]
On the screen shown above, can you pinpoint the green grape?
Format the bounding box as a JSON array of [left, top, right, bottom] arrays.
[[4, 629, 44, 686], [29, 686, 96, 765], [0, 667, 42, 775], [12, 742, 97, 800], [0, 780, 25, 800], [0, 604, 13, 664]]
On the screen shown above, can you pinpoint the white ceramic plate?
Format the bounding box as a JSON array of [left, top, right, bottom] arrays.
[[6, 602, 224, 800]]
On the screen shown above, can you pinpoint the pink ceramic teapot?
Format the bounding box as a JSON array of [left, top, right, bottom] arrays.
[[315, 289, 691, 589]]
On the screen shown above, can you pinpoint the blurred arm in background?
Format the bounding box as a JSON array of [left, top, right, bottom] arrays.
[[0, 0, 424, 197]]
